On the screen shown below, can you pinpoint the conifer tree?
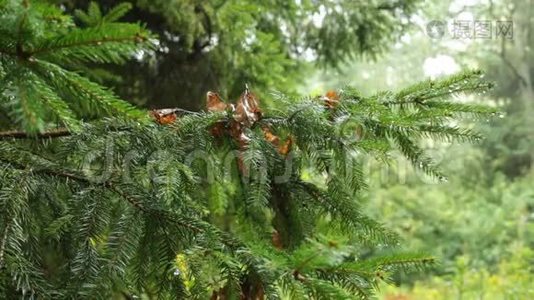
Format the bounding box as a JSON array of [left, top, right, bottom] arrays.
[[0, 0, 495, 299]]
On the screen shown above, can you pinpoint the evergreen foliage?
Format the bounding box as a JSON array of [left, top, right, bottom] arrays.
[[0, 0, 153, 132], [0, 0, 496, 299]]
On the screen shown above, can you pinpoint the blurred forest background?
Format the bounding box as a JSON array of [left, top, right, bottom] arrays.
[[55, 0, 533, 298]]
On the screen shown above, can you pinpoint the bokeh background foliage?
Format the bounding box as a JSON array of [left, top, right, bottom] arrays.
[[311, 0, 534, 298]]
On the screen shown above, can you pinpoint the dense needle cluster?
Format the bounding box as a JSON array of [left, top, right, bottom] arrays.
[[0, 1, 495, 299]]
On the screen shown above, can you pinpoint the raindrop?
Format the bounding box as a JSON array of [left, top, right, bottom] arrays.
[[173, 269, 181, 276]]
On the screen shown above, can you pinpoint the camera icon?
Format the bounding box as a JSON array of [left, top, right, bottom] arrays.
[[426, 20, 446, 39], [337, 117, 365, 147]]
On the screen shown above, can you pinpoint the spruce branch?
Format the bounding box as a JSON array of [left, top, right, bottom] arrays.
[[0, 154, 204, 233], [30, 23, 153, 61], [32, 60, 145, 118], [385, 70, 495, 107], [31, 35, 143, 56], [295, 180, 398, 245]]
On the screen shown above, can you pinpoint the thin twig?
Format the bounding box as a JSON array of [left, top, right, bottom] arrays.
[[0, 128, 71, 139], [171, 108, 201, 115], [0, 124, 135, 140]]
